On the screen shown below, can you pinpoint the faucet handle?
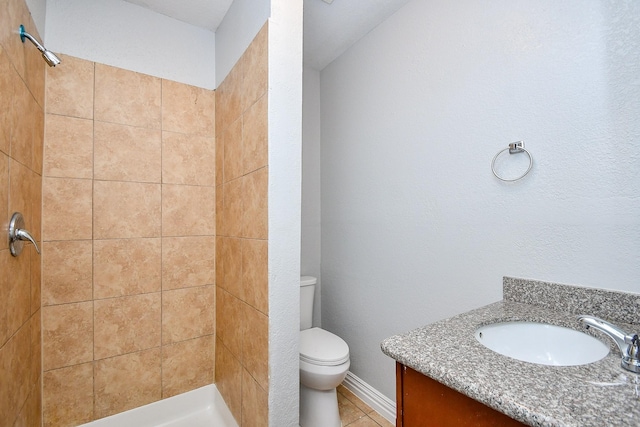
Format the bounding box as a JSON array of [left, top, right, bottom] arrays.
[[8, 212, 40, 256], [626, 334, 640, 361]]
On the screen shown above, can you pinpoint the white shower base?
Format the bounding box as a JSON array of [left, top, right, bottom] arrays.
[[79, 385, 238, 427]]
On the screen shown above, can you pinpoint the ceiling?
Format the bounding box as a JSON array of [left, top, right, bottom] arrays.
[[123, 0, 411, 70], [123, 0, 234, 32]]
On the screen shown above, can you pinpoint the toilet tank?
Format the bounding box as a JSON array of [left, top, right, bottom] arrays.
[[300, 276, 317, 330]]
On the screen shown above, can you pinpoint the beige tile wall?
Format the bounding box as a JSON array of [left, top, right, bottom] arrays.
[[41, 55, 216, 426], [0, 0, 45, 425], [215, 23, 269, 427]]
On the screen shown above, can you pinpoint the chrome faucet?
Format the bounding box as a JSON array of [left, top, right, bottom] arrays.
[[578, 315, 640, 373]]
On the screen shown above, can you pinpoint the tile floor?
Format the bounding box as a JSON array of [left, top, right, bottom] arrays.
[[337, 385, 395, 427]]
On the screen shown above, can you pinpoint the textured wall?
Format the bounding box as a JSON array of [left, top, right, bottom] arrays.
[[214, 0, 270, 87], [266, 1, 303, 424], [215, 23, 270, 426], [0, 0, 45, 425], [45, 0, 217, 89], [319, 0, 640, 400], [41, 55, 216, 426], [301, 67, 322, 327]]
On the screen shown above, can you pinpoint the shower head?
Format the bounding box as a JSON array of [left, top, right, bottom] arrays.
[[19, 25, 61, 67]]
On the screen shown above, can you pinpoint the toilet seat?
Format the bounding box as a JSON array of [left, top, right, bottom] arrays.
[[300, 327, 350, 366]]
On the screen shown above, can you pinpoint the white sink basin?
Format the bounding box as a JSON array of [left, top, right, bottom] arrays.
[[475, 321, 609, 366]]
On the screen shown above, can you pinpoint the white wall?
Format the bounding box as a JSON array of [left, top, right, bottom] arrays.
[[268, 0, 303, 425], [319, 0, 640, 400], [25, 0, 46, 38], [215, 0, 270, 86], [45, 0, 216, 89], [302, 66, 322, 326]]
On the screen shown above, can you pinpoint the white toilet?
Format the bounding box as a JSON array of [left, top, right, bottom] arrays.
[[299, 276, 350, 427]]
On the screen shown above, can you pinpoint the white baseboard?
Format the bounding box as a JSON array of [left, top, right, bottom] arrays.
[[342, 371, 396, 424]]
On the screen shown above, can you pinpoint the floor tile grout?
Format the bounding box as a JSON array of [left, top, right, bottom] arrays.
[[337, 385, 394, 427]]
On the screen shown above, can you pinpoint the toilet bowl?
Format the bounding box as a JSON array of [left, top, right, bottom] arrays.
[[299, 277, 350, 427], [300, 327, 350, 427]]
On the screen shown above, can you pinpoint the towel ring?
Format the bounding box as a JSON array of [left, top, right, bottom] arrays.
[[491, 141, 533, 182]]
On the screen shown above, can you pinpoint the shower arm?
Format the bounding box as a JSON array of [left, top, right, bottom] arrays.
[[18, 24, 61, 67], [19, 25, 46, 53]]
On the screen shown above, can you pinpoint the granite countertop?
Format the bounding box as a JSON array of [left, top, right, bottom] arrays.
[[381, 278, 640, 427]]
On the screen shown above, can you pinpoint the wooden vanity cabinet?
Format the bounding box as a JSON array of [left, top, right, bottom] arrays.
[[396, 363, 527, 427]]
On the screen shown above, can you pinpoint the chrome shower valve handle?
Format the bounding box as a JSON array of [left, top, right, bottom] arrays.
[[8, 212, 40, 256]]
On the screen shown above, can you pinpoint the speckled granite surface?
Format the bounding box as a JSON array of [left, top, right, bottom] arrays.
[[504, 277, 640, 325], [381, 278, 640, 427]]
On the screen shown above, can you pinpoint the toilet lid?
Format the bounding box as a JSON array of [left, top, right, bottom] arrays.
[[300, 327, 350, 366]]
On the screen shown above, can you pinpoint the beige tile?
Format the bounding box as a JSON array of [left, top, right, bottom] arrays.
[[368, 411, 395, 427], [0, 322, 31, 426], [0, 155, 6, 248], [242, 239, 268, 314], [161, 184, 215, 237], [242, 305, 269, 391], [29, 170, 42, 243], [162, 285, 215, 344], [11, 76, 39, 170], [215, 287, 243, 360], [162, 80, 215, 137], [94, 121, 161, 182], [9, 158, 32, 226], [162, 131, 215, 186], [161, 236, 215, 290], [219, 178, 243, 237], [0, 248, 31, 345], [28, 310, 41, 388], [242, 368, 268, 427], [0, 250, 11, 345], [215, 237, 224, 286], [216, 237, 242, 298], [222, 118, 243, 183], [42, 301, 93, 371], [42, 177, 92, 241], [14, 376, 42, 427], [241, 22, 269, 112], [338, 391, 367, 425], [23, 27, 46, 110], [31, 102, 45, 174], [0, 46, 15, 155], [94, 293, 161, 360], [215, 338, 242, 425], [0, 0, 30, 79], [45, 54, 94, 118], [346, 416, 385, 427], [242, 168, 268, 239], [161, 335, 214, 398], [338, 385, 375, 414], [95, 63, 161, 129], [94, 348, 162, 419], [30, 245, 41, 317], [215, 59, 243, 136], [94, 238, 161, 299], [216, 129, 223, 186], [215, 182, 224, 235], [44, 113, 91, 178], [42, 363, 93, 427], [42, 240, 93, 306], [94, 180, 161, 239], [243, 94, 268, 174]]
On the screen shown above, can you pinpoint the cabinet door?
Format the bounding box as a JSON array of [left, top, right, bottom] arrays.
[[397, 363, 526, 427]]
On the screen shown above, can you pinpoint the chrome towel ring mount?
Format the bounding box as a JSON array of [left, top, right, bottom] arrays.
[[491, 141, 533, 182]]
